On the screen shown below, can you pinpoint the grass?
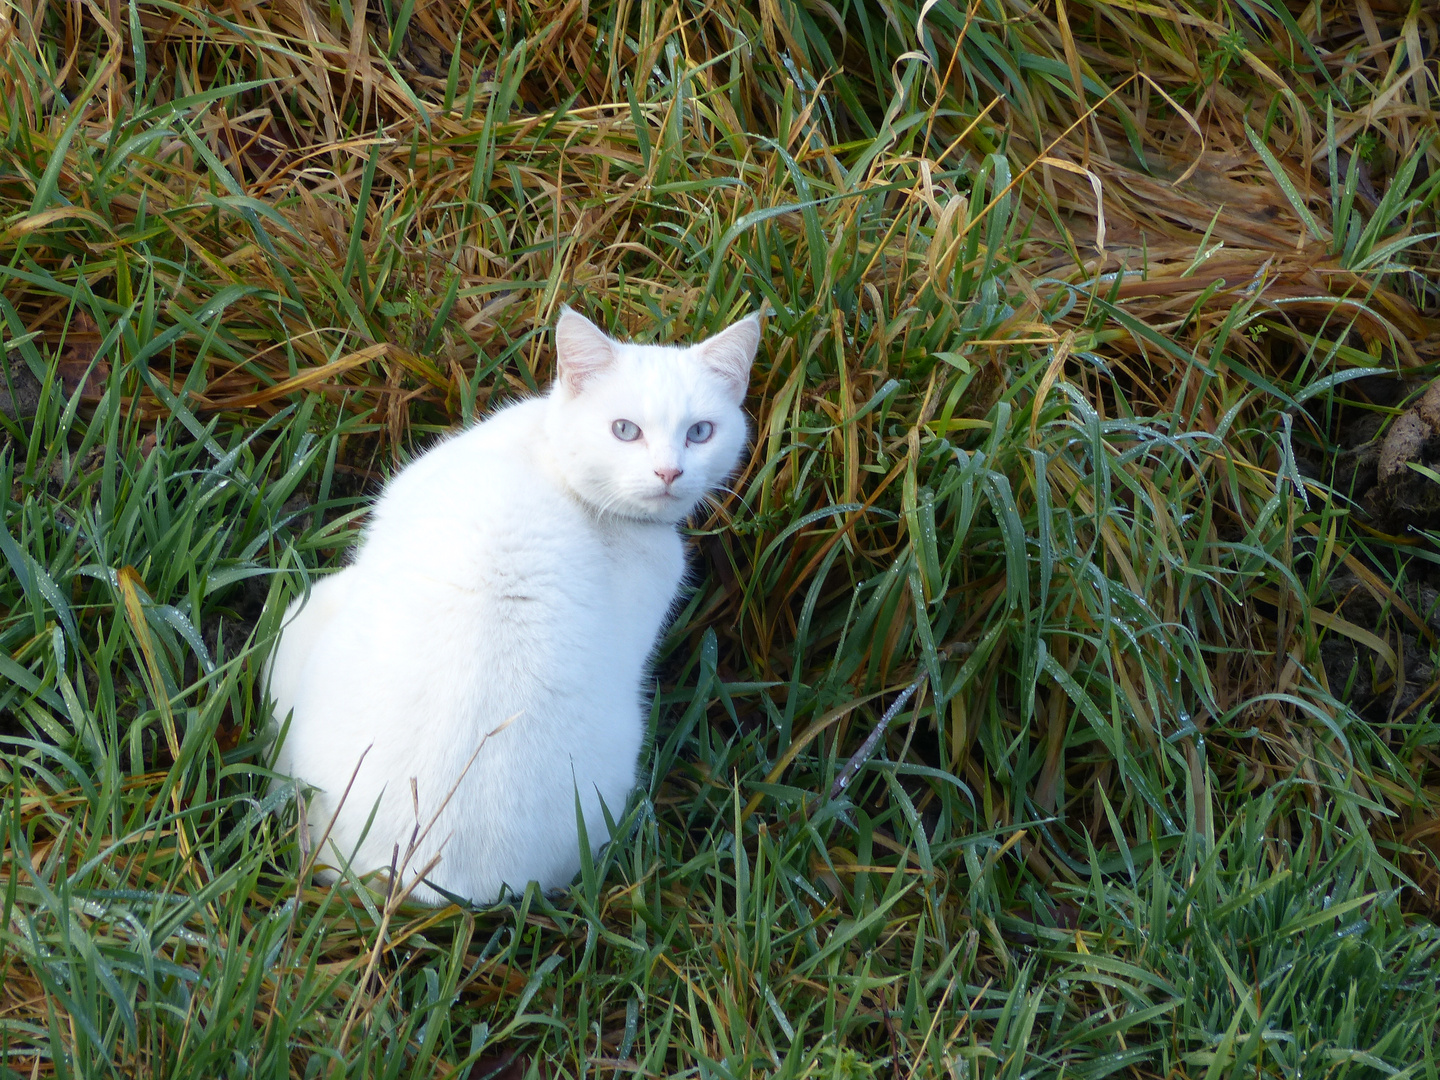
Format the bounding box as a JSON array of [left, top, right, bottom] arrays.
[[1, 0, 1439, 1075]]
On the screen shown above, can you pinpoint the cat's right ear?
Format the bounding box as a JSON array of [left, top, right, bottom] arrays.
[[555, 307, 616, 394]]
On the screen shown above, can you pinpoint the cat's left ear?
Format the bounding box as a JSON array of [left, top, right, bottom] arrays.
[[694, 313, 761, 404]]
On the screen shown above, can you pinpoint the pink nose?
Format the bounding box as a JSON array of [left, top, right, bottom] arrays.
[[655, 467, 683, 486]]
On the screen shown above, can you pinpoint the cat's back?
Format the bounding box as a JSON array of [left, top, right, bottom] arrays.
[[371, 398, 559, 520], [356, 398, 591, 573]]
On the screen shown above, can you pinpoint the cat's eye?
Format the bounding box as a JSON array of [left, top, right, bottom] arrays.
[[612, 419, 642, 442], [687, 421, 714, 444]]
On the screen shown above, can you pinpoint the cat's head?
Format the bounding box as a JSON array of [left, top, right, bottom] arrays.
[[543, 308, 760, 523]]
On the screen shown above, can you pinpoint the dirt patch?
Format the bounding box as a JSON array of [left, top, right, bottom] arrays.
[[1299, 375, 1440, 719], [1316, 567, 1440, 721], [0, 356, 41, 424]]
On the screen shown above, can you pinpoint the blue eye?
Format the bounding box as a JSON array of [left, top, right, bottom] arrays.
[[612, 419, 641, 441], [687, 421, 714, 443]]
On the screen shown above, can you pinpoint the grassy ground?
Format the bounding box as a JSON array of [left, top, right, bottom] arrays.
[[2, 0, 1439, 1075]]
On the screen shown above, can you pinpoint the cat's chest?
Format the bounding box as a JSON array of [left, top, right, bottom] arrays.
[[596, 519, 685, 623], [466, 506, 681, 671], [476, 495, 681, 605]]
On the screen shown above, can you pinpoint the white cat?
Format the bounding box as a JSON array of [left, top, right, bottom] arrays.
[[266, 308, 760, 905]]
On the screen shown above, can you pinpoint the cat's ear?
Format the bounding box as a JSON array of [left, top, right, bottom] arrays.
[[693, 313, 761, 404], [555, 307, 616, 394]]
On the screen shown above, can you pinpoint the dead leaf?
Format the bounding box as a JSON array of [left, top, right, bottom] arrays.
[[56, 312, 108, 401]]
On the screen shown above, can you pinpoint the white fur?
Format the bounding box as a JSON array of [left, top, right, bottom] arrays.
[[266, 310, 759, 905]]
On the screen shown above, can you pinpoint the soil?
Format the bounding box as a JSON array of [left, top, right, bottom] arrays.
[[1303, 373, 1440, 722]]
